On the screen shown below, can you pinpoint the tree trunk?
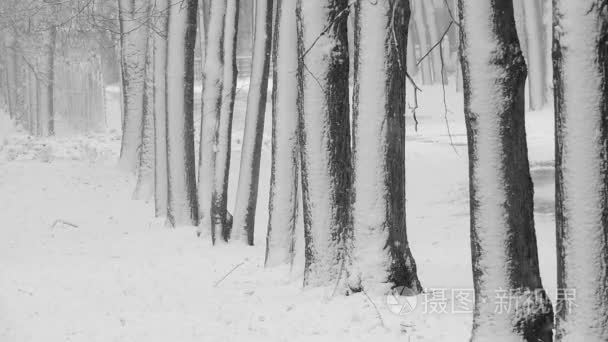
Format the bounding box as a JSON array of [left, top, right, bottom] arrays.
[[264, 0, 301, 267], [458, 0, 553, 340], [45, 25, 56, 136], [118, 0, 148, 171], [153, 0, 169, 218], [349, 0, 422, 293], [212, 0, 239, 241], [165, 0, 199, 227], [5, 42, 18, 121], [522, 0, 546, 110], [514, 0, 547, 110], [134, 26, 155, 201], [233, 0, 273, 245], [199, 0, 227, 240], [412, 0, 432, 84], [554, 1, 608, 340], [297, 0, 352, 287]]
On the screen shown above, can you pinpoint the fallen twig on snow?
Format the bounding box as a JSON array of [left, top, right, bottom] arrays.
[[214, 261, 245, 287], [50, 219, 79, 229]]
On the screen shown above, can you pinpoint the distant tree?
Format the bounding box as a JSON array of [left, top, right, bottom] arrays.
[[553, 1, 608, 340], [264, 0, 301, 267], [411, 0, 432, 84], [153, 0, 169, 217], [349, 0, 422, 293], [233, 0, 273, 245], [514, 0, 547, 110], [458, 0, 553, 340], [297, 0, 352, 287], [165, 0, 199, 227]]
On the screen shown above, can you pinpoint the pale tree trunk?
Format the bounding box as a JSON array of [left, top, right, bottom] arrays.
[[412, 0, 432, 84], [459, 0, 553, 340], [553, 1, 608, 340], [213, 0, 239, 242], [38, 56, 50, 136], [134, 25, 155, 201], [421, 0, 442, 83], [233, 0, 273, 245], [297, 0, 352, 287], [514, 0, 547, 110], [118, 0, 149, 171], [522, 0, 546, 110], [45, 26, 56, 136], [153, 0, 169, 217], [265, 0, 301, 267], [349, 0, 422, 293], [5, 39, 18, 121], [27, 69, 37, 135], [199, 0, 227, 240], [165, 0, 199, 227]]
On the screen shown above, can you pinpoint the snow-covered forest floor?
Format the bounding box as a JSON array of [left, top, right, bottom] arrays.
[[0, 81, 556, 342]]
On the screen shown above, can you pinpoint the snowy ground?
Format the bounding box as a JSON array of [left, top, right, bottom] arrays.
[[0, 82, 556, 341]]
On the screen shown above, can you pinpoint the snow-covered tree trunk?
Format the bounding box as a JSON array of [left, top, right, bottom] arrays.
[[233, 0, 273, 245], [297, 0, 352, 287], [165, 0, 199, 227], [264, 0, 301, 267], [412, 0, 432, 84], [349, 0, 422, 293], [212, 0, 239, 241], [118, 0, 148, 171], [199, 0, 227, 240], [153, 0, 169, 217], [134, 26, 155, 201], [553, 1, 608, 340], [458, 0, 553, 340]]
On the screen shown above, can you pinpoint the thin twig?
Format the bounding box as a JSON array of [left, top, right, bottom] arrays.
[[439, 39, 459, 155], [214, 261, 245, 287], [50, 219, 79, 229], [417, 21, 453, 66], [362, 289, 385, 328]]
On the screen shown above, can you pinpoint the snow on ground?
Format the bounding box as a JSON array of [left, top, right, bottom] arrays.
[[0, 81, 556, 341]]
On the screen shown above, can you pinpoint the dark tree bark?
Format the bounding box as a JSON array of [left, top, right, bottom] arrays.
[[233, 0, 273, 245], [349, 0, 422, 293], [297, 0, 352, 287], [553, 1, 608, 340], [459, 0, 553, 340]]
